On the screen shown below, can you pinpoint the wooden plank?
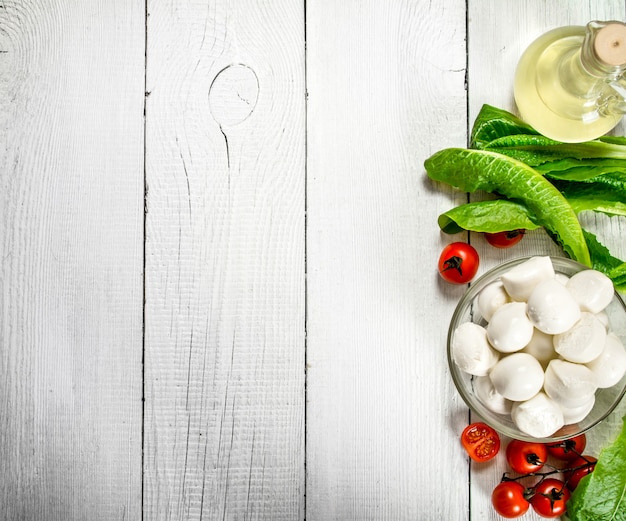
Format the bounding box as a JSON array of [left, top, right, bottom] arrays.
[[306, 1, 470, 518], [467, 2, 626, 519], [143, 1, 306, 519], [0, 1, 144, 519]]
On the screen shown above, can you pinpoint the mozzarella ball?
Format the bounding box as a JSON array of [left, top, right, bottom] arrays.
[[544, 359, 597, 409], [527, 278, 581, 334], [511, 392, 564, 438], [567, 269, 614, 313], [473, 375, 513, 415], [477, 280, 510, 322], [587, 333, 626, 388], [595, 310, 609, 330], [555, 272, 570, 285], [487, 302, 534, 353], [522, 328, 556, 369], [490, 352, 544, 401], [500, 256, 555, 301], [560, 395, 595, 425], [451, 322, 500, 376], [553, 312, 607, 363]]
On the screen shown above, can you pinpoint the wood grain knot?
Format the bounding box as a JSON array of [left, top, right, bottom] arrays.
[[209, 64, 259, 127]]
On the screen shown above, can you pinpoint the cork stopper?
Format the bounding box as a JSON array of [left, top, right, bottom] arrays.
[[594, 22, 626, 66]]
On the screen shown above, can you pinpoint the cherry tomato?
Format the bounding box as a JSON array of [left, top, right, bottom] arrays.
[[461, 422, 500, 462], [492, 481, 530, 518], [438, 242, 479, 284], [546, 433, 587, 461], [564, 455, 597, 490], [506, 440, 548, 474], [530, 478, 570, 518], [485, 229, 526, 248]]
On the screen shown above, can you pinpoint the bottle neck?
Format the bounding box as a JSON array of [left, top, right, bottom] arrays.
[[542, 22, 626, 119], [559, 45, 605, 100], [581, 21, 626, 80]]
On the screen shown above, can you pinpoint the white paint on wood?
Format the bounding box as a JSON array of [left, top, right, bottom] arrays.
[[306, 1, 471, 519], [143, 0, 306, 519], [0, 1, 144, 519]]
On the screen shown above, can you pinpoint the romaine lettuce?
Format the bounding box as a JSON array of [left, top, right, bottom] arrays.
[[437, 199, 541, 235], [424, 148, 591, 265], [425, 104, 626, 291], [566, 415, 626, 521]]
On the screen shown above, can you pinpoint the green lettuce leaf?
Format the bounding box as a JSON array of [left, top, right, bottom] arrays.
[[553, 175, 626, 217], [567, 415, 626, 521], [583, 230, 626, 292], [551, 171, 626, 191], [567, 196, 626, 218], [471, 105, 626, 174], [424, 148, 591, 265], [609, 264, 626, 291], [599, 135, 626, 146], [470, 104, 540, 149], [536, 158, 626, 179], [481, 135, 626, 165], [438, 200, 541, 234]]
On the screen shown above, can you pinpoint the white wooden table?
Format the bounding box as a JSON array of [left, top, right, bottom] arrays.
[[2, 1, 626, 519]]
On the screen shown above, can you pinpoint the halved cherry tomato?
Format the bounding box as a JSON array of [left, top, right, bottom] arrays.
[[485, 229, 526, 248], [461, 422, 500, 462], [530, 478, 570, 518], [506, 440, 548, 474], [546, 433, 586, 461], [564, 455, 597, 490], [492, 481, 530, 518], [438, 242, 479, 284]]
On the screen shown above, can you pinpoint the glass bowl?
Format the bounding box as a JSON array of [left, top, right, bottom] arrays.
[[447, 256, 626, 442]]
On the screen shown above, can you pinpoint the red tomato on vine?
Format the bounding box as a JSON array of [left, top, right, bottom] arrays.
[[546, 433, 586, 461], [505, 440, 548, 474], [491, 481, 529, 518], [564, 455, 597, 490], [530, 479, 570, 518]]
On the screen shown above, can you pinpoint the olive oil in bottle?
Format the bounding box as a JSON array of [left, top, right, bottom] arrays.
[[514, 21, 626, 143]]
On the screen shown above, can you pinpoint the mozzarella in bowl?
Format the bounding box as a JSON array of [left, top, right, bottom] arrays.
[[450, 256, 626, 439]]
